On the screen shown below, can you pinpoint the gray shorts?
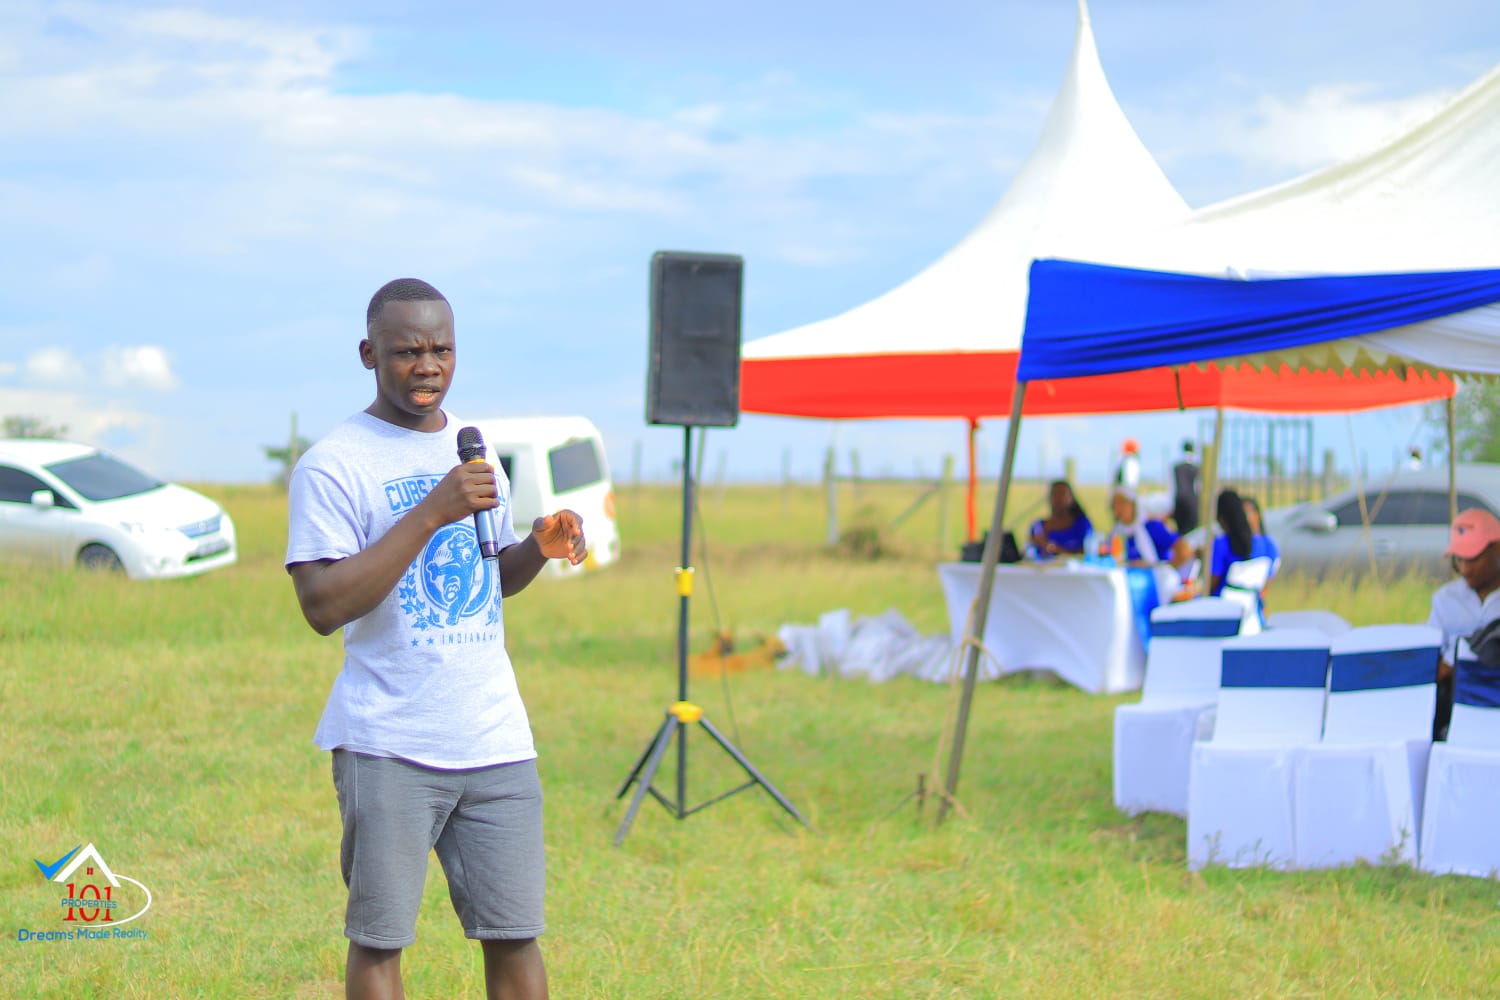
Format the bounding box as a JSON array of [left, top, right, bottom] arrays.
[[331, 750, 545, 949]]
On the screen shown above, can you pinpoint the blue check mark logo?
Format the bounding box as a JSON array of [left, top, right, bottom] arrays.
[[34, 846, 80, 881]]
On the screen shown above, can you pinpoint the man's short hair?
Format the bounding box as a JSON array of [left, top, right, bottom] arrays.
[[367, 278, 449, 330]]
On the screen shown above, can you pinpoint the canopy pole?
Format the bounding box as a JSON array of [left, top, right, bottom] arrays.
[[1200, 406, 1224, 590], [967, 418, 980, 541], [1447, 395, 1458, 523], [939, 385, 1026, 824], [1346, 415, 1378, 577]]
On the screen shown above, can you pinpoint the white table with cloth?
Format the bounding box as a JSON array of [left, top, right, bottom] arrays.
[[937, 561, 1146, 694]]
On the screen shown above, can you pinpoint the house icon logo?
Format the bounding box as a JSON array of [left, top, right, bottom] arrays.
[[17, 842, 152, 943]]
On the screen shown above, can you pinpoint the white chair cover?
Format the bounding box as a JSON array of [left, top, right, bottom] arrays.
[[1114, 598, 1251, 816], [1224, 556, 1273, 591], [1420, 640, 1500, 877], [1292, 624, 1440, 868], [1266, 610, 1353, 638], [1186, 628, 1331, 869]]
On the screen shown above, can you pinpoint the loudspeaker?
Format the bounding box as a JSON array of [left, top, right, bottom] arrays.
[[647, 251, 743, 427]]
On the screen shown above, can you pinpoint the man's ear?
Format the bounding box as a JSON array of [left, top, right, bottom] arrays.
[[359, 339, 376, 370]]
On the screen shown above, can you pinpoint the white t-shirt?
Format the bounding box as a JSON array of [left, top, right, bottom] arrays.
[[1427, 577, 1500, 665], [285, 411, 533, 769]]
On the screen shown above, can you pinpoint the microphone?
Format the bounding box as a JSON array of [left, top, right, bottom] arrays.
[[456, 426, 501, 560]]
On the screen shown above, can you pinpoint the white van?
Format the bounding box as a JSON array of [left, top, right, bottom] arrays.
[[468, 416, 621, 576]]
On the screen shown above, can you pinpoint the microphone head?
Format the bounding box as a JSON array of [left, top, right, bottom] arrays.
[[457, 425, 486, 463]]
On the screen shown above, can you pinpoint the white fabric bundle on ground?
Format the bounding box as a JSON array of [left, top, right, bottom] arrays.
[[777, 608, 954, 683]]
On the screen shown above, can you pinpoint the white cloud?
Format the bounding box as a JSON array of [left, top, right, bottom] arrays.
[[0, 361, 17, 377], [101, 345, 180, 390], [0, 2, 1036, 278], [13, 343, 179, 391], [26, 347, 86, 384], [0, 387, 157, 444], [1218, 82, 1452, 173], [772, 243, 865, 267]]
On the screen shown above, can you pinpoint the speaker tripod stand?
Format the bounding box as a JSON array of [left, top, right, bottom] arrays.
[[613, 426, 810, 846]]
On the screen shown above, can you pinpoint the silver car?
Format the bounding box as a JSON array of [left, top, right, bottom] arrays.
[[1256, 463, 1500, 578]]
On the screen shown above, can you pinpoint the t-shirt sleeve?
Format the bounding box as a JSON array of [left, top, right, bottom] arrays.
[[1210, 535, 1232, 580], [495, 464, 520, 549], [1147, 521, 1178, 561], [1426, 594, 1443, 634], [1260, 534, 1281, 576], [286, 459, 365, 567]]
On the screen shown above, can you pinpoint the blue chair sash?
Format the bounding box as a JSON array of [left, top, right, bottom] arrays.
[[1152, 616, 1240, 639], [1221, 647, 1329, 689], [1455, 661, 1500, 709], [1329, 646, 1438, 693]]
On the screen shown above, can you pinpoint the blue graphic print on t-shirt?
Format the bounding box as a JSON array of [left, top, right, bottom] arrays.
[[385, 473, 500, 631]]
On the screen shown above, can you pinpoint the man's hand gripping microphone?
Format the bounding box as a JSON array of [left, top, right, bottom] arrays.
[[456, 426, 502, 560]]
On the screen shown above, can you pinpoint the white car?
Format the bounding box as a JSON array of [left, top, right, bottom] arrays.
[[470, 416, 621, 577], [0, 439, 237, 579], [1255, 463, 1500, 579]]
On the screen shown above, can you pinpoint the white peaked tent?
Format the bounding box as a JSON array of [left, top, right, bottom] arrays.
[[740, 0, 1451, 543], [738, 0, 1189, 420], [744, 0, 1446, 542], [1110, 56, 1500, 280]]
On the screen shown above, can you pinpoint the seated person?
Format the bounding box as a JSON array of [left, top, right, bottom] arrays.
[[1427, 508, 1500, 740], [1208, 489, 1279, 618], [1142, 491, 1175, 527], [1108, 485, 1194, 642], [1242, 495, 1281, 576], [1027, 479, 1093, 559], [1108, 485, 1193, 582]]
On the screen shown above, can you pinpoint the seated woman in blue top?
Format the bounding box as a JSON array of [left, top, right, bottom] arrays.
[[1242, 494, 1281, 577], [1027, 479, 1093, 559], [1209, 489, 1279, 613]]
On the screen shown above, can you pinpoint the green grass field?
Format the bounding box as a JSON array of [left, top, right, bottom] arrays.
[[2, 481, 1497, 998]]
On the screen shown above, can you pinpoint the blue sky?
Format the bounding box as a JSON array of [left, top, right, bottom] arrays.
[[1, 0, 1496, 489]]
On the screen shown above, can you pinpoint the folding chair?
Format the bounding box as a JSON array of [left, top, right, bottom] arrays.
[[1113, 597, 1251, 816], [1186, 628, 1331, 869], [1291, 624, 1440, 868], [1419, 640, 1500, 877]]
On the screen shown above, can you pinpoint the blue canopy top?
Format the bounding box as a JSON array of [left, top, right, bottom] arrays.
[[1017, 259, 1500, 382]]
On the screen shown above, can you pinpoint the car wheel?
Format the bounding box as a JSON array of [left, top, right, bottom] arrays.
[[78, 544, 125, 575]]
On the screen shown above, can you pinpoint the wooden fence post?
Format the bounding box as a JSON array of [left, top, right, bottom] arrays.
[[823, 446, 838, 545], [938, 454, 954, 555]]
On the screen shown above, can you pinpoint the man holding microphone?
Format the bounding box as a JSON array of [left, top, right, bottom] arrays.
[[286, 277, 583, 1000]]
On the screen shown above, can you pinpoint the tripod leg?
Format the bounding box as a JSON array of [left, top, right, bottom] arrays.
[[613, 715, 679, 846], [616, 715, 672, 799], [697, 716, 811, 829]]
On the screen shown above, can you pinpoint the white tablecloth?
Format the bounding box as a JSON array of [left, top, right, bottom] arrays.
[[937, 561, 1145, 694]]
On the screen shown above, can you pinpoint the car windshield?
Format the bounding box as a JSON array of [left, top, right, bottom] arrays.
[[46, 453, 165, 501]]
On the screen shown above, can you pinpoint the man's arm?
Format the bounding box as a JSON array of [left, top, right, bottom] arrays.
[[289, 463, 497, 635], [1427, 592, 1458, 681], [497, 510, 586, 597]]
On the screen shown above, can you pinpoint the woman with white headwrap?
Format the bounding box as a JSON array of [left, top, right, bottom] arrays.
[[1108, 484, 1194, 602]]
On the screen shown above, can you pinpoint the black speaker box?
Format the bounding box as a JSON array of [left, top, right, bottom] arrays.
[[646, 251, 743, 427]]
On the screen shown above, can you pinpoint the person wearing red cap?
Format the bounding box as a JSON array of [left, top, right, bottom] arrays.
[[1426, 508, 1500, 739]]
